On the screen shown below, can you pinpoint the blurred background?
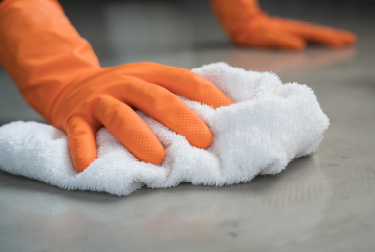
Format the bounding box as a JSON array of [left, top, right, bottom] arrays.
[[59, 0, 373, 67]]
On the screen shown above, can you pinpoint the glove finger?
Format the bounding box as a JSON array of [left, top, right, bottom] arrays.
[[283, 20, 357, 47], [93, 95, 165, 165], [235, 29, 306, 50], [116, 77, 213, 149], [66, 116, 97, 172], [307, 28, 357, 47], [117, 62, 233, 108]]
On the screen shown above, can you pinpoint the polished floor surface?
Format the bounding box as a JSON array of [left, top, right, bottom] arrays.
[[1, 1, 375, 251]]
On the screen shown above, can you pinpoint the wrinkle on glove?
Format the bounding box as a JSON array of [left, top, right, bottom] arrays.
[[0, 63, 329, 196]]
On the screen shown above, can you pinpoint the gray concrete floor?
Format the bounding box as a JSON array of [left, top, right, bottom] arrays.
[[1, 1, 375, 251]]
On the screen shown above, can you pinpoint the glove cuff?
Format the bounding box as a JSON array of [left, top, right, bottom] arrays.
[[211, 0, 262, 37], [0, 0, 100, 122]]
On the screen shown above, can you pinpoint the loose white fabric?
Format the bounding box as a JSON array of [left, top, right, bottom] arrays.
[[0, 63, 329, 196]]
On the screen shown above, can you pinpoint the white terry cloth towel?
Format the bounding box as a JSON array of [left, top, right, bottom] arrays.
[[0, 63, 329, 196]]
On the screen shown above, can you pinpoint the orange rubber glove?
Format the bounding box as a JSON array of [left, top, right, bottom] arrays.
[[0, 0, 233, 172], [211, 0, 357, 50]]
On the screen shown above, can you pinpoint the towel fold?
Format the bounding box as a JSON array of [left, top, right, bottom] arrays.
[[0, 63, 329, 196]]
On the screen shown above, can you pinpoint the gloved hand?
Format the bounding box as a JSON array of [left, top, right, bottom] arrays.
[[0, 0, 233, 172], [211, 0, 357, 50]]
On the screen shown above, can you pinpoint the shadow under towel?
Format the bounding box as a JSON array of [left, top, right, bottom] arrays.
[[0, 63, 329, 196]]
